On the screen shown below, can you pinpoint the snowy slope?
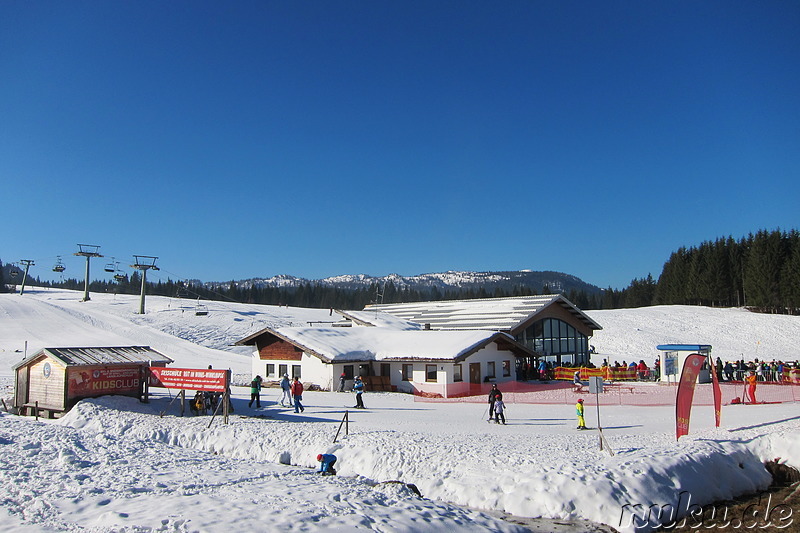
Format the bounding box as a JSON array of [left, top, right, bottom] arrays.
[[0, 289, 799, 532], [587, 305, 800, 365]]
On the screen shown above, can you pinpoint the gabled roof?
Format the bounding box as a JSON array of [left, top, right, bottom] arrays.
[[235, 326, 534, 363], [334, 309, 424, 330], [12, 346, 173, 370], [365, 294, 602, 333]]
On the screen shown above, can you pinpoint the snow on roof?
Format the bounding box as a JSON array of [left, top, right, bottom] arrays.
[[366, 294, 602, 332], [335, 309, 424, 330], [13, 346, 174, 369], [265, 327, 526, 362]]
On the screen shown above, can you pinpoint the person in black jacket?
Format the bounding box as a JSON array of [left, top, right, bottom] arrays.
[[488, 384, 502, 421]]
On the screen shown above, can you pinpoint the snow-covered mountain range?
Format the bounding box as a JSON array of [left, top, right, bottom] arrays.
[[209, 269, 603, 295]]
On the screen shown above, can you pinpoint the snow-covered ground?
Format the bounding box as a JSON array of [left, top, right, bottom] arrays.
[[1, 288, 799, 532]]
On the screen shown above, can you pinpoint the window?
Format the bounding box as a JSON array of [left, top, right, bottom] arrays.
[[291, 365, 301, 379], [279, 364, 288, 378], [426, 365, 438, 382], [402, 364, 413, 381], [453, 364, 463, 382], [343, 365, 354, 379], [517, 318, 590, 365], [266, 364, 275, 378], [502, 360, 510, 377], [487, 362, 496, 378]]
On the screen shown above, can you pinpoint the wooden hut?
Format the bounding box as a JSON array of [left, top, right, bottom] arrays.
[[13, 346, 173, 418]]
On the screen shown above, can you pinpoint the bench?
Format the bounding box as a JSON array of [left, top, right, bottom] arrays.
[[22, 403, 65, 419]]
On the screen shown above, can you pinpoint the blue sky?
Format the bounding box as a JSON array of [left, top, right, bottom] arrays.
[[2, 1, 798, 290]]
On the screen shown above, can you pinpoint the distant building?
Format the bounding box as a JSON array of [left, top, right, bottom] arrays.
[[235, 326, 533, 396], [235, 295, 601, 394], [365, 294, 602, 366], [13, 346, 173, 418]]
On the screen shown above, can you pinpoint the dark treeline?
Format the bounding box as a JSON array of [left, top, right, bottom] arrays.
[[3, 228, 798, 313], [608, 229, 800, 313]]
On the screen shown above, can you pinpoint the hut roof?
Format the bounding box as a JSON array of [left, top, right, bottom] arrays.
[[12, 346, 173, 370]]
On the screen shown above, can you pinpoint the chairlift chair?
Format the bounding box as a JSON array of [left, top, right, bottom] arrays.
[[53, 257, 65, 273], [104, 257, 116, 273], [195, 299, 209, 316]]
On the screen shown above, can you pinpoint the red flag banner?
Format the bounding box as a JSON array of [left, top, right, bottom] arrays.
[[675, 353, 706, 440], [149, 367, 228, 392], [711, 358, 722, 427]]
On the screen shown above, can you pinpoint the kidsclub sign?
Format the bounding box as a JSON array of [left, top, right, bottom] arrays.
[[67, 366, 142, 400], [149, 367, 227, 392]]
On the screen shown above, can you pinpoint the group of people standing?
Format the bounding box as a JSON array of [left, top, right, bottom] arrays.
[[488, 384, 587, 429], [249, 374, 305, 413]]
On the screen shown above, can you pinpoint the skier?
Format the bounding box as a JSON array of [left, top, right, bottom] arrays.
[[248, 375, 262, 408], [338, 372, 346, 392], [576, 398, 586, 429], [488, 384, 502, 421], [353, 376, 365, 409], [317, 453, 337, 475], [493, 397, 506, 425], [279, 373, 292, 407]]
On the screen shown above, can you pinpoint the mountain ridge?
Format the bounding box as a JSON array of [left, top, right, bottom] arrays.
[[205, 270, 603, 296]]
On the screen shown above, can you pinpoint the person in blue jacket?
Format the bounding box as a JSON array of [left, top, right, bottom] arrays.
[[317, 453, 337, 475], [352, 376, 365, 409]]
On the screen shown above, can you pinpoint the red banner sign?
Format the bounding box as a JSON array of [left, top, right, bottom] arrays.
[[149, 367, 227, 392], [67, 366, 142, 400], [675, 353, 705, 440], [711, 359, 722, 427]]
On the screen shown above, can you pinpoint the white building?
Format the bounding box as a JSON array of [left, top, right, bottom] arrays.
[[235, 325, 533, 397]]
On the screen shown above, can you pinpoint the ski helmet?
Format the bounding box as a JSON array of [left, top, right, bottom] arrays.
[[578, 398, 584, 403], [317, 454, 323, 461]]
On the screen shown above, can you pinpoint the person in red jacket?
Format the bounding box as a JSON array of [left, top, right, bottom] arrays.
[[290, 376, 305, 413]]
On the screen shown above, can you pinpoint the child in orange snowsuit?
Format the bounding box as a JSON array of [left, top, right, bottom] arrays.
[[746, 371, 757, 403]]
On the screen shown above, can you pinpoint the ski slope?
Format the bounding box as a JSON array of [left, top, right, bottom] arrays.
[[0, 288, 798, 532]]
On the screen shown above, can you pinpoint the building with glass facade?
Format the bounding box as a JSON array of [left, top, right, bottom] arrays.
[[366, 294, 602, 368]]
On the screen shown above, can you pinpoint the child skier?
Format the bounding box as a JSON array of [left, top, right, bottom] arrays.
[[576, 398, 586, 429], [317, 453, 337, 475], [493, 397, 506, 425]]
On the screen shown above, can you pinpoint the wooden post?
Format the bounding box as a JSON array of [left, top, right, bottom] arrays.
[[225, 369, 233, 420], [34, 401, 39, 421], [333, 410, 349, 443], [141, 366, 150, 403]]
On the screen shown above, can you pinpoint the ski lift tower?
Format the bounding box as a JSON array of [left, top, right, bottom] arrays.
[[131, 255, 159, 314], [74, 244, 103, 302], [18, 260, 35, 295]]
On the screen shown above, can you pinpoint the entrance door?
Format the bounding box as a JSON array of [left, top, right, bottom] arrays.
[[469, 363, 481, 384], [15, 368, 28, 409]]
